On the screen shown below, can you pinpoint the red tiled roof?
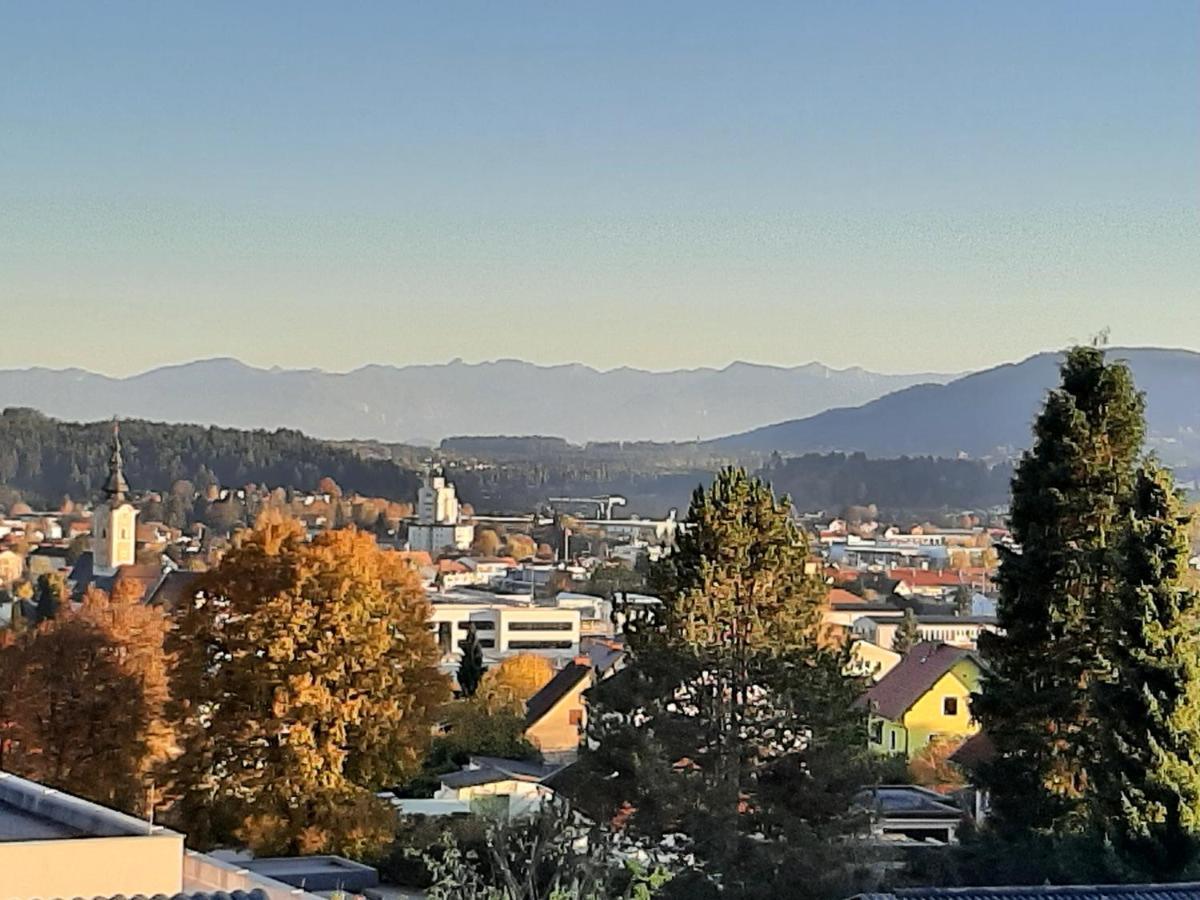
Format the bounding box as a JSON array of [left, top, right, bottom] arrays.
[[889, 568, 969, 587], [829, 588, 866, 606], [396, 550, 433, 567], [437, 559, 469, 574], [855, 641, 978, 721]]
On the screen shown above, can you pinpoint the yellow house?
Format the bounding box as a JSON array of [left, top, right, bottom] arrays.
[[524, 659, 593, 762], [856, 641, 983, 759]]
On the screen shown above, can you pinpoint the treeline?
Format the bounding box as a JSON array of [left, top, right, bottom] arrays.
[[0, 408, 420, 507], [766, 452, 1014, 513]]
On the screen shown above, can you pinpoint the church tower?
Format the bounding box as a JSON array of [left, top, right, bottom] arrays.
[[93, 422, 138, 576]]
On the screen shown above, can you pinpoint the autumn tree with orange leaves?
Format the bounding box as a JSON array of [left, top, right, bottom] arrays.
[[0, 574, 171, 816], [164, 517, 449, 857]]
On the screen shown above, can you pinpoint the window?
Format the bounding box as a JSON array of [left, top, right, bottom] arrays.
[[889, 730, 897, 751], [458, 620, 496, 631], [569, 709, 583, 726], [508, 640, 574, 650], [436, 622, 453, 654], [869, 720, 883, 744], [943, 697, 958, 716], [508, 621, 573, 632]]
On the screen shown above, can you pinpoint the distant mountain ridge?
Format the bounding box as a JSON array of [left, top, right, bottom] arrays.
[[710, 347, 1200, 467], [0, 357, 955, 444]]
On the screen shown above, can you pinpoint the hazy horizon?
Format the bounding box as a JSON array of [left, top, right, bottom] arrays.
[[5, 342, 1200, 382], [3, 2, 1197, 376]]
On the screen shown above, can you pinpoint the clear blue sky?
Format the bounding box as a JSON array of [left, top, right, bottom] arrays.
[[2, 1, 1197, 375]]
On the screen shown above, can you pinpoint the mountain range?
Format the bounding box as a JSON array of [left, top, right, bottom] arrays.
[[711, 347, 1200, 467], [0, 358, 954, 445]]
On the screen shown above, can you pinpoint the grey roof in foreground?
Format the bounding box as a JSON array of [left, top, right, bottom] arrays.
[[93, 892, 267, 900], [854, 885, 1200, 900]]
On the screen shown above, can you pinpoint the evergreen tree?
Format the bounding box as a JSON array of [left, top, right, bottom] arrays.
[[1092, 461, 1200, 875], [457, 624, 486, 699], [567, 468, 871, 899], [892, 608, 920, 653], [954, 584, 973, 617], [975, 345, 1145, 833], [34, 572, 65, 623]]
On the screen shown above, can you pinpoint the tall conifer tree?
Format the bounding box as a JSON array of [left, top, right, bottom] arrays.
[[975, 345, 1144, 833], [457, 624, 486, 699], [1092, 461, 1200, 875], [569, 468, 870, 898]]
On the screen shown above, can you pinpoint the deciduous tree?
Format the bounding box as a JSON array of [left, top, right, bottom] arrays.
[[165, 519, 450, 856], [479, 653, 556, 713]]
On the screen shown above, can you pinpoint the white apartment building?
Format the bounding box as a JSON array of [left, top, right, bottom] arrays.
[[428, 590, 582, 668]]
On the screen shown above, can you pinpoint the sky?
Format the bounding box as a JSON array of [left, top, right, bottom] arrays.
[[1, 1, 1197, 376]]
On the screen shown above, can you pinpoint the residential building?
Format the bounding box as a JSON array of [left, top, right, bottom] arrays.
[[846, 639, 903, 682], [852, 614, 997, 650], [428, 756, 565, 818], [0, 770, 316, 900], [0, 548, 23, 586], [524, 660, 593, 761], [857, 642, 984, 758]]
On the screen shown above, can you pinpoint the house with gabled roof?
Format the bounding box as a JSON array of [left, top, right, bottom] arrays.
[[524, 659, 593, 762], [855, 642, 983, 759]]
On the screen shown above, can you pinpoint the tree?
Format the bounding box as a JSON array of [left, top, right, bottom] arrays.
[[584, 563, 646, 600], [164, 519, 450, 856], [909, 736, 967, 793], [1091, 461, 1200, 875], [567, 468, 872, 899], [33, 572, 66, 623], [472, 528, 503, 557], [479, 653, 556, 713], [421, 799, 672, 899], [892, 608, 920, 654], [975, 345, 1145, 834], [457, 624, 487, 698], [406, 700, 541, 797], [504, 534, 537, 560], [953, 584, 973, 617], [0, 582, 170, 815]]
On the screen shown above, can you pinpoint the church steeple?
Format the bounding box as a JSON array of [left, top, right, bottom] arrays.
[[102, 420, 130, 501], [93, 419, 137, 577]]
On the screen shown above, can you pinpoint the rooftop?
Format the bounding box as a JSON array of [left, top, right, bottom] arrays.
[[0, 770, 175, 842], [855, 886, 1200, 900], [856, 642, 980, 721]]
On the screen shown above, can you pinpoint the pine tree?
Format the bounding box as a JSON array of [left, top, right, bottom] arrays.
[[165, 518, 450, 856], [568, 468, 871, 899], [457, 624, 486, 698], [34, 572, 65, 623], [954, 584, 973, 617], [975, 345, 1145, 833], [892, 608, 920, 653], [1092, 461, 1200, 875]]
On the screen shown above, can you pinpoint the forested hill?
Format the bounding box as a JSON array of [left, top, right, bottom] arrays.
[[0, 408, 421, 508], [711, 347, 1200, 465]]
